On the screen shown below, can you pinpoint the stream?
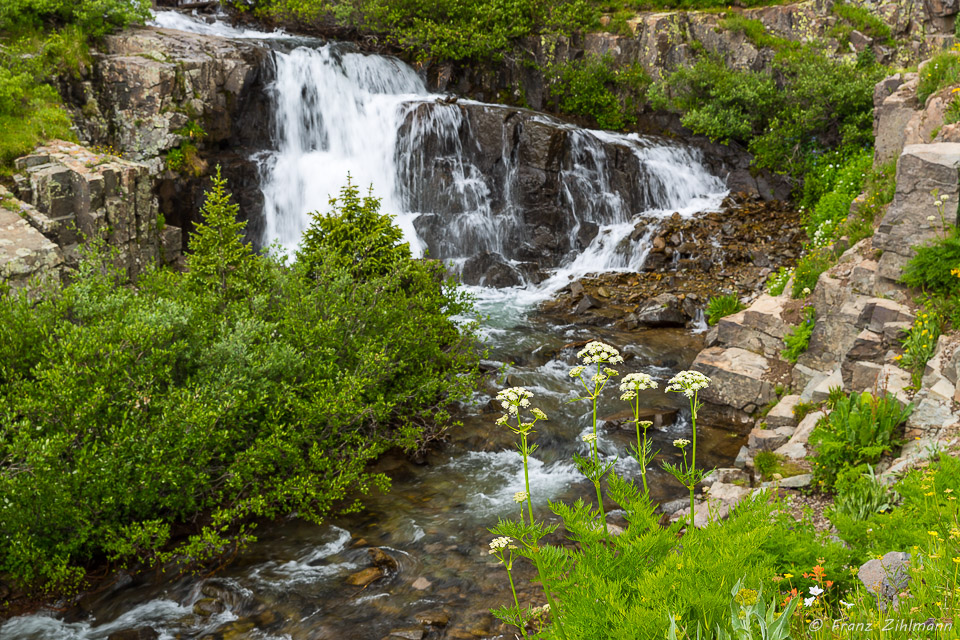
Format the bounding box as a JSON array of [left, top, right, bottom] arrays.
[[2, 12, 744, 640]]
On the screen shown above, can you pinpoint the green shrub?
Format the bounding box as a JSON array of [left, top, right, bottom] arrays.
[[790, 249, 832, 299], [0, 0, 149, 36], [765, 266, 792, 296], [753, 450, 806, 481], [547, 54, 650, 130], [810, 391, 913, 491], [899, 308, 943, 388], [831, 465, 899, 521], [781, 305, 815, 363], [917, 49, 960, 105], [0, 175, 480, 593], [901, 233, 960, 296], [705, 293, 745, 326], [651, 45, 884, 177]]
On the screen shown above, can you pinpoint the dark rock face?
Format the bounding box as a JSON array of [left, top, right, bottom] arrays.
[[400, 101, 749, 284], [63, 26, 275, 243]]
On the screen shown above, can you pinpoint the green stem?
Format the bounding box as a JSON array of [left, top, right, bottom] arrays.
[[532, 549, 569, 640], [689, 392, 698, 526], [506, 563, 528, 638], [522, 433, 534, 528], [591, 393, 599, 465], [635, 396, 648, 496]]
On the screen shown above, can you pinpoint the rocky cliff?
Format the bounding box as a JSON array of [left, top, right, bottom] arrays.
[[691, 69, 960, 478], [64, 25, 273, 239]]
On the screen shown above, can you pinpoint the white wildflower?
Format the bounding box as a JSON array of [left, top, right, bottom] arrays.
[[840, 600, 855, 609], [576, 341, 622, 365], [808, 585, 824, 596], [804, 596, 816, 607], [569, 365, 585, 377], [673, 438, 690, 448], [582, 433, 598, 444], [489, 536, 512, 552], [665, 370, 710, 398], [620, 372, 657, 392], [514, 491, 528, 503], [532, 407, 547, 420]]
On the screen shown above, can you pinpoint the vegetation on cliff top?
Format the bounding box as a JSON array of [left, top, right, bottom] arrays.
[[0, 173, 480, 592]]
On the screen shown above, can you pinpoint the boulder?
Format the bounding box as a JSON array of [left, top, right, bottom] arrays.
[[775, 410, 826, 460], [748, 426, 794, 451], [874, 144, 960, 282], [693, 347, 778, 414], [635, 293, 687, 327], [874, 74, 919, 165], [808, 368, 842, 404], [765, 394, 800, 429], [346, 567, 384, 587], [0, 188, 63, 291], [858, 551, 911, 608]]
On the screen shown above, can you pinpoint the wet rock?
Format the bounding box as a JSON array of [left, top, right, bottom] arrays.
[[859, 552, 911, 608], [460, 252, 523, 287], [107, 629, 159, 640], [415, 609, 451, 627], [346, 566, 384, 587], [635, 293, 687, 327], [384, 628, 425, 640], [703, 467, 749, 487], [775, 410, 827, 460], [734, 445, 751, 469], [192, 597, 225, 617], [369, 547, 399, 572], [575, 294, 602, 314], [411, 577, 432, 590]]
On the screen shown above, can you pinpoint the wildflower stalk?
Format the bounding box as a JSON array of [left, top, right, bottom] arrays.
[[663, 370, 711, 527], [570, 341, 625, 536], [620, 373, 658, 496], [490, 537, 528, 638]]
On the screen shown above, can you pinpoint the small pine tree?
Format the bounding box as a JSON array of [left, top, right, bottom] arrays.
[[296, 176, 410, 281], [186, 166, 258, 298]]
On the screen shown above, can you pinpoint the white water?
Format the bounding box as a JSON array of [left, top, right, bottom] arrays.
[[253, 43, 727, 295]]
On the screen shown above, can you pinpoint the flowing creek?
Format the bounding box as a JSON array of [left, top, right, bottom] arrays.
[[3, 13, 745, 640]]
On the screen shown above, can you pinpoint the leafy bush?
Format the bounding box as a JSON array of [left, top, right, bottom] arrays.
[[901, 233, 960, 296], [0, 175, 480, 592], [790, 250, 833, 299], [0, 0, 149, 36], [800, 150, 871, 244], [899, 308, 943, 388], [651, 45, 884, 177], [705, 293, 745, 326], [546, 54, 650, 130], [809, 391, 913, 490], [765, 266, 792, 296], [781, 305, 815, 363], [917, 48, 960, 105]]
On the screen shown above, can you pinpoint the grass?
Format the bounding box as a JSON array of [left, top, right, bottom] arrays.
[[719, 15, 797, 51], [830, 1, 895, 47], [917, 48, 960, 104]]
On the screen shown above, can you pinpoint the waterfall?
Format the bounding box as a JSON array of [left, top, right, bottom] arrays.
[[149, 11, 728, 290]]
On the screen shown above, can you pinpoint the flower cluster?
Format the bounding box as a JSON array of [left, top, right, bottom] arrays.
[[673, 438, 690, 449], [665, 370, 710, 398], [619, 373, 657, 400], [514, 491, 528, 503], [582, 433, 597, 444], [497, 387, 533, 415], [489, 536, 513, 553], [576, 341, 624, 365]]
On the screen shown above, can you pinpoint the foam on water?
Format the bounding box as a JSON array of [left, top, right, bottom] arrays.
[[149, 10, 293, 39]]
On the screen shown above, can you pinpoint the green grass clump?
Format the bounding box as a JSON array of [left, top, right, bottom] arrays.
[[781, 305, 816, 363], [830, 2, 894, 47], [719, 15, 796, 51], [917, 49, 960, 104], [810, 391, 912, 491], [705, 293, 745, 325]]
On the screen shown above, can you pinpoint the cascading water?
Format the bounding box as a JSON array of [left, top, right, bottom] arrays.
[[1, 13, 742, 640], [256, 44, 727, 288]]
